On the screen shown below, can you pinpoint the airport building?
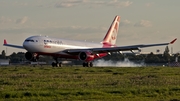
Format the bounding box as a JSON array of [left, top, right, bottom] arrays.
[[0, 59, 10, 66]]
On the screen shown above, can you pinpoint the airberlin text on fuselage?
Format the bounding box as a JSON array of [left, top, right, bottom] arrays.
[[44, 39, 63, 48], [44, 45, 51, 48]]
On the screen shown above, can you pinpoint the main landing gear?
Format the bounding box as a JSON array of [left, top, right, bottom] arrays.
[[52, 57, 62, 67], [83, 62, 93, 67], [52, 62, 62, 67]]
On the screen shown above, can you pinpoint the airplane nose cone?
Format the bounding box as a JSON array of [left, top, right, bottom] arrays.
[[23, 40, 41, 52], [23, 41, 35, 52], [23, 40, 35, 51]]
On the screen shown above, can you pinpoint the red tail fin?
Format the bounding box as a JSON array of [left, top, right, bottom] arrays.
[[102, 16, 120, 47]]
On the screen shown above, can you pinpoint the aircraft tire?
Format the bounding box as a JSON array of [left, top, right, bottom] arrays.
[[90, 62, 93, 67], [59, 63, 62, 67], [83, 62, 93, 67], [83, 62, 86, 67], [52, 62, 56, 67]]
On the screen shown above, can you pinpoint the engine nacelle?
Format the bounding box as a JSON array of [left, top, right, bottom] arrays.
[[79, 51, 95, 62], [25, 52, 38, 61]]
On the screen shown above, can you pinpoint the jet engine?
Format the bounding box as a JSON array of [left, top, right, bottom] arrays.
[[79, 51, 95, 61], [25, 52, 38, 61]]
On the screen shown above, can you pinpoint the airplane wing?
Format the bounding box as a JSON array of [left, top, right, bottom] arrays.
[[64, 38, 177, 55], [3, 39, 24, 49]]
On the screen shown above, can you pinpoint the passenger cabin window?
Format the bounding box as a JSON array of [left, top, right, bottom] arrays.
[[44, 39, 63, 45]]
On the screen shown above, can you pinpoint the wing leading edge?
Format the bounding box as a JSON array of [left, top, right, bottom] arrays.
[[3, 39, 24, 49], [64, 38, 177, 55]]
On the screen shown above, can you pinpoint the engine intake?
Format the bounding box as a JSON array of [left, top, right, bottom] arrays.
[[79, 51, 94, 62], [25, 52, 38, 61]]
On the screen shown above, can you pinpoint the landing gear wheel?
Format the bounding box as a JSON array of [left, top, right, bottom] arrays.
[[90, 62, 93, 67], [52, 57, 62, 67], [83, 62, 87, 67], [51, 62, 62, 67], [82, 62, 93, 67], [52, 62, 56, 67], [59, 62, 62, 67], [56, 62, 59, 67]]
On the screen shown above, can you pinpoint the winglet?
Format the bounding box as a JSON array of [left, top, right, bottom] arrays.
[[170, 38, 177, 44]]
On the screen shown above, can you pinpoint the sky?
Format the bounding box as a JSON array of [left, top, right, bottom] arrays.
[[0, 0, 180, 55]]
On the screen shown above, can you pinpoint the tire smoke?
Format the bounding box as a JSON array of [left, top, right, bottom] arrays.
[[93, 58, 144, 67]]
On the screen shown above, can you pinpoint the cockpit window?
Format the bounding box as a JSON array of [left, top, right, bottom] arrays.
[[25, 40, 34, 42]]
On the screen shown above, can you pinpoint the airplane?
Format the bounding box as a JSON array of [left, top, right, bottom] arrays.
[[3, 15, 177, 67]]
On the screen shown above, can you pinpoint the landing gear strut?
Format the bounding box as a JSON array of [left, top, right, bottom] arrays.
[[83, 62, 93, 67], [32, 53, 38, 62], [52, 57, 62, 67]]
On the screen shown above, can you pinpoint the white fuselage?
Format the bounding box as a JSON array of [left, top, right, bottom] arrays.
[[23, 36, 102, 54]]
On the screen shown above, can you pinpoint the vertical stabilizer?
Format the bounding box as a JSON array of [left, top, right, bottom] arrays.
[[102, 16, 120, 47]]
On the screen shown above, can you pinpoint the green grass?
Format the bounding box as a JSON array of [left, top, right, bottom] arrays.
[[0, 66, 180, 101]]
